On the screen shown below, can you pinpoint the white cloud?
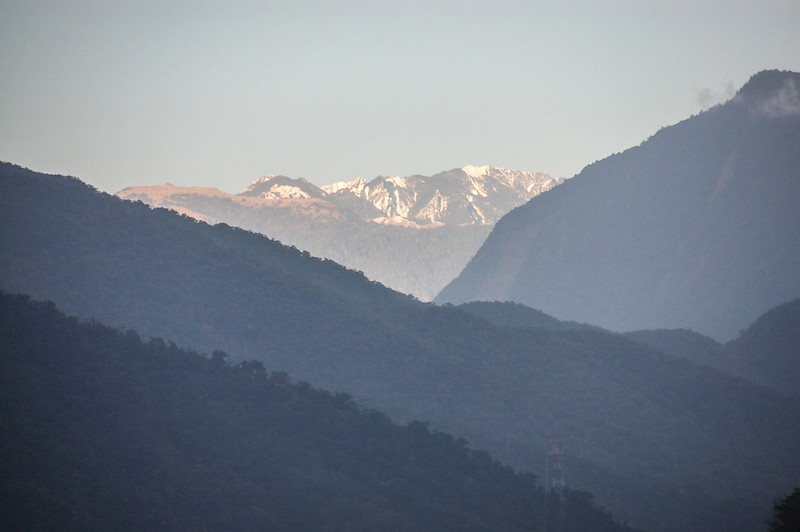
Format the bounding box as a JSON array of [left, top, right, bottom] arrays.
[[758, 78, 800, 117]]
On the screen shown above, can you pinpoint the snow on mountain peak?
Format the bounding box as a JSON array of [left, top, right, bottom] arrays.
[[322, 177, 367, 195], [236, 165, 560, 226], [462, 165, 492, 179]]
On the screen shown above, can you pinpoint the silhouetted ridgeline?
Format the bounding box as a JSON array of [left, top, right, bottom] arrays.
[[2, 161, 799, 531], [0, 292, 631, 531]]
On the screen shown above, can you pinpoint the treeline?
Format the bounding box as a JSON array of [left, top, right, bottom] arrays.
[[0, 292, 630, 531]]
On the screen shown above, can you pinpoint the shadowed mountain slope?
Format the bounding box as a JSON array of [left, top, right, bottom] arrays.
[[436, 70, 800, 341], [2, 161, 799, 531]]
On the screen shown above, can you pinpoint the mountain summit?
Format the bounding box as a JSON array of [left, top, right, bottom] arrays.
[[241, 174, 327, 200], [436, 70, 800, 340]]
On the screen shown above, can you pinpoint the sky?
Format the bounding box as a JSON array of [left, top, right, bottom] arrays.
[[1, 1, 799, 194]]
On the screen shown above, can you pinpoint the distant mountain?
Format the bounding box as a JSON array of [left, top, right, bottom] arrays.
[[1, 292, 631, 531], [321, 165, 560, 225], [117, 165, 561, 301], [241, 174, 329, 200], [468, 299, 799, 398], [726, 299, 800, 397], [3, 161, 799, 531], [625, 299, 800, 399], [624, 328, 730, 374], [436, 69, 800, 341]]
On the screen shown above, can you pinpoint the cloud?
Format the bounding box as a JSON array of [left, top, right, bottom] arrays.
[[695, 81, 736, 110], [757, 78, 800, 117]]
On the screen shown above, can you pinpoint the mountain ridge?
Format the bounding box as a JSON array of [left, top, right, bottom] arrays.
[[120, 164, 561, 227]]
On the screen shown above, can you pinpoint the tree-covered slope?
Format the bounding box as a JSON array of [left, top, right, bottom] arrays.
[[1, 292, 631, 531], [2, 161, 799, 531], [437, 70, 800, 342]]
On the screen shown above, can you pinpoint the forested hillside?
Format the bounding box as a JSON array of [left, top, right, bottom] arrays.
[[0, 292, 630, 531], [2, 162, 799, 531]]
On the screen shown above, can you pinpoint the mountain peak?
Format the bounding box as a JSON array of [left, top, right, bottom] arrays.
[[734, 69, 800, 117], [462, 164, 493, 178], [240, 175, 325, 200]]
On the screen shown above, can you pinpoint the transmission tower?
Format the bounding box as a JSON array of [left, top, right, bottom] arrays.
[[543, 435, 566, 532], [547, 435, 566, 493]]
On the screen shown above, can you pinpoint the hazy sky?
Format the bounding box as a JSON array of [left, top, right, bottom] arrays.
[[2, 1, 799, 193]]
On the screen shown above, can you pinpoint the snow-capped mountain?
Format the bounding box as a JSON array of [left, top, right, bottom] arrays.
[[241, 175, 327, 200], [117, 165, 560, 300], [234, 166, 561, 226], [322, 165, 561, 226]]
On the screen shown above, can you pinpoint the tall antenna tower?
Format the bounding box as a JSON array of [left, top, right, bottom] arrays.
[[543, 435, 566, 532], [546, 435, 566, 493]]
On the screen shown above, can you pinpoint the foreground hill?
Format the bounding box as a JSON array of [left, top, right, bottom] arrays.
[[1, 292, 629, 531], [117, 165, 560, 301], [437, 70, 800, 341], [2, 162, 799, 531]]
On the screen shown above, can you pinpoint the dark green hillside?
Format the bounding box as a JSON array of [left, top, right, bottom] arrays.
[[2, 162, 800, 531], [1, 292, 631, 531]]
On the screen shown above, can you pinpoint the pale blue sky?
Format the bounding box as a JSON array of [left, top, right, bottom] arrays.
[[2, 1, 798, 193]]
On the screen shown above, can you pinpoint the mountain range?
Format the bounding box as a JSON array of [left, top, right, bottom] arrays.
[[437, 69, 800, 341], [2, 160, 798, 531], [117, 165, 561, 300]]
